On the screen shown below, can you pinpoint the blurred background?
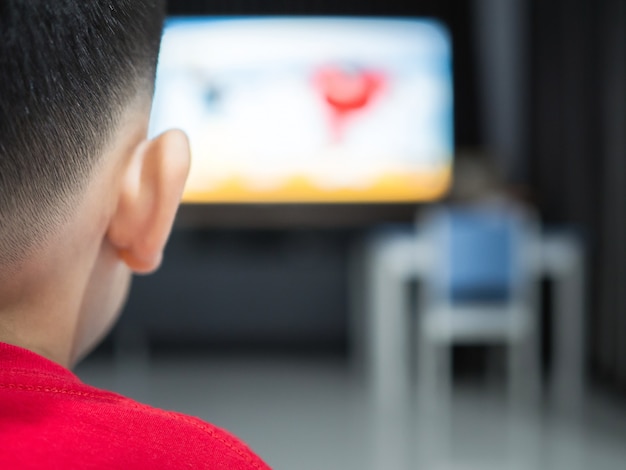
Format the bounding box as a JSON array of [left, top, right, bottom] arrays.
[[76, 0, 626, 469]]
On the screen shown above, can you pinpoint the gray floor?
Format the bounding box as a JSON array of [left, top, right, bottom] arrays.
[[76, 353, 626, 470]]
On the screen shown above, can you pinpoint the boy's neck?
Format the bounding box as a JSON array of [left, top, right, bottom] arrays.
[[0, 204, 114, 368], [0, 253, 88, 367], [0, 291, 78, 368]]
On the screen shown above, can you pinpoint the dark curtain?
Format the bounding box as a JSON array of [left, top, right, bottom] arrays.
[[528, 0, 626, 392]]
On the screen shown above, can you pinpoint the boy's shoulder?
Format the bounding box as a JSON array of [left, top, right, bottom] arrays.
[[0, 342, 270, 470], [76, 389, 269, 470]]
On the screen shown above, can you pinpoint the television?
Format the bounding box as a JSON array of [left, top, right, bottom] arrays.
[[150, 17, 453, 206]]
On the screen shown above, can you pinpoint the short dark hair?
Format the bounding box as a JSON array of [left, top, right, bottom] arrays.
[[0, 0, 165, 267]]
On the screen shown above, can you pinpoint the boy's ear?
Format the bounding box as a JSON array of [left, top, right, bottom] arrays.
[[107, 129, 190, 274]]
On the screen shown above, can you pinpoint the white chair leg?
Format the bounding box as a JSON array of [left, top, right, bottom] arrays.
[[508, 335, 541, 408], [507, 337, 542, 469], [417, 335, 452, 467]]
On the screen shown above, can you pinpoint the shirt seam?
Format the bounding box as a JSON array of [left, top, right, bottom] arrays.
[[0, 368, 78, 381]]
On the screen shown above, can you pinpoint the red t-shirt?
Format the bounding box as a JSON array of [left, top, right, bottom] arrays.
[[0, 342, 271, 469]]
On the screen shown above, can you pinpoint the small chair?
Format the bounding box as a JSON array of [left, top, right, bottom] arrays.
[[415, 203, 542, 463]]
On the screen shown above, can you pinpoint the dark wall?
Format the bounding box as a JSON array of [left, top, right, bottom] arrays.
[[118, 229, 355, 351]]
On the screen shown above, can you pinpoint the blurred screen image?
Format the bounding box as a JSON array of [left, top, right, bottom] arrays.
[[150, 17, 454, 203]]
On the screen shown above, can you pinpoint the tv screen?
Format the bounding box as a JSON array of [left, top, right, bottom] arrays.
[[150, 17, 453, 204]]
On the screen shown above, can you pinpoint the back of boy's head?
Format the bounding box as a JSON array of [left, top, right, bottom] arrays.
[[0, 0, 165, 271]]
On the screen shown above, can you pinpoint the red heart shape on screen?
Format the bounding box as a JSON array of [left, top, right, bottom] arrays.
[[314, 66, 384, 114]]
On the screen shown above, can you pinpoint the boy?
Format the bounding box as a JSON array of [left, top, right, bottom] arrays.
[[0, 1, 271, 468]]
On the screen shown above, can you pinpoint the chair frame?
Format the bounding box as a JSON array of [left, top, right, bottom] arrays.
[[415, 204, 543, 466]]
